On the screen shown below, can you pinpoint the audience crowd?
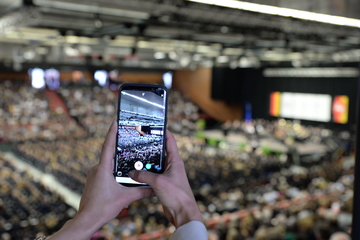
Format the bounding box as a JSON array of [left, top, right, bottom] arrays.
[[167, 90, 200, 135], [116, 127, 163, 177], [0, 81, 86, 142], [0, 157, 75, 240], [117, 127, 162, 149], [14, 137, 102, 194], [175, 128, 353, 240], [57, 86, 117, 136], [0, 83, 354, 239]]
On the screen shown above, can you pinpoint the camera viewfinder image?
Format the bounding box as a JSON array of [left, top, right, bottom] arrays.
[[115, 88, 166, 179]]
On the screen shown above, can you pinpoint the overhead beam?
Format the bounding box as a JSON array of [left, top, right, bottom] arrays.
[[33, 0, 150, 20]]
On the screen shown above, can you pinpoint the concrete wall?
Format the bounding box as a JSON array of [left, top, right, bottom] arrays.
[[173, 68, 242, 122]]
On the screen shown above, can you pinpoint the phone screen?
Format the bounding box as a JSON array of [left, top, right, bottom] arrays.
[[114, 84, 168, 186]]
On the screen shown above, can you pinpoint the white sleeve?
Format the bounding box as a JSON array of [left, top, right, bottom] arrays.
[[170, 220, 208, 240]]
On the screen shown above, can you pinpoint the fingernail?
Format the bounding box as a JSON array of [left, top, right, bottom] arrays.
[[128, 171, 134, 178]]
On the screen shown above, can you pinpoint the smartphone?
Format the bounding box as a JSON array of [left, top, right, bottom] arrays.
[[114, 83, 168, 186]]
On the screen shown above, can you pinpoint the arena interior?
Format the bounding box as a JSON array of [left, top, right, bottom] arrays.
[[0, 0, 359, 239]]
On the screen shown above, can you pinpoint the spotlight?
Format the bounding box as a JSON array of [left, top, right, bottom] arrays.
[[94, 14, 102, 28]]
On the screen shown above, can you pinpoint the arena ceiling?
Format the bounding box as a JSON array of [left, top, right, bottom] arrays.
[[0, 0, 359, 70]]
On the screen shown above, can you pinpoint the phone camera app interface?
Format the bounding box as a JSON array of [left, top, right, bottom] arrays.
[[115, 88, 166, 179]]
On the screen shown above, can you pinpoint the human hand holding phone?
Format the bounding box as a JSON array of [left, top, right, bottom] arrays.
[[47, 121, 154, 240], [129, 130, 203, 228], [42, 124, 206, 240]]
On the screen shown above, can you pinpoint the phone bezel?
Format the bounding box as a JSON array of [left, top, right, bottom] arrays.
[[113, 83, 168, 187]]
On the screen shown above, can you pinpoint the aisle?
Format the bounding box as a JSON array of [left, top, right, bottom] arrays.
[[44, 89, 70, 116], [0, 151, 81, 209]]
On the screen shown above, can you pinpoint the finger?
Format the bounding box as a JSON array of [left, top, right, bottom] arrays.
[[165, 130, 180, 161], [99, 119, 117, 169], [127, 187, 155, 200], [164, 130, 184, 170], [129, 170, 159, 187]]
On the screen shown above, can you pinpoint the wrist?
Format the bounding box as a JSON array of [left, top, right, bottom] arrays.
[[47, 213, 104, 240], [72, 211, 106, 235], [173, 198, 203, 228]]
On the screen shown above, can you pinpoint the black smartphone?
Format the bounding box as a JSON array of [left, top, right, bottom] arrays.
[[114, 83, 168, 186]]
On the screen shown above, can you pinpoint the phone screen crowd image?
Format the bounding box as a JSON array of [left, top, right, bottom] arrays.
[[114, 84, 168, 186]]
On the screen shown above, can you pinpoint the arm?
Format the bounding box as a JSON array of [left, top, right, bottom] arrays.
[[171, 221, 208, 240], [129, 130, 207, 239], [46, 121, 153, 240]]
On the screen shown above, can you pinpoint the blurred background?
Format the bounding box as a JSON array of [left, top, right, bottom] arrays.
[[0, 0, 359, 239]]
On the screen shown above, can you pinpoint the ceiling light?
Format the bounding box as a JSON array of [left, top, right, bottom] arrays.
[[78, 45, 92, 55], [223, 48, 244, 55], [121, 91, 165, 109], [202, 60, 214, 68], [64, 45, 79, 57], [94, 13, 102, 28], [220, 26, 229, 33], [154, 51, 166, 59], [196, 45, 212, 53], [239, 56, 252, 68], [94, 19, 102, 28], [168, 51, 177, 60], [216, 55, 229, 63], [291, 59, 302, 68], [23, 48, 36, 60], [192, 54, 202, 61], [229, 60, 238, 69], [179, 55, 191, 67], [188, 0, 360, 28]]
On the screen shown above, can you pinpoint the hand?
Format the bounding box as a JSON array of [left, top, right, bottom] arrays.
[[77, 120, 154, 223], [129, 130, 203, 228], [48, 120, 154, 240]]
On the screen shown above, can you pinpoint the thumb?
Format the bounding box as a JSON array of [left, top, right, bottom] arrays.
[[129, 170, 157, 186]]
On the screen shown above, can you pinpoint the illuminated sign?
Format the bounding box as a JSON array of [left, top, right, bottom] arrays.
[[45, 68, 60, 90], [163, 72, 173, 89], [270, 92, 349, 124], [94, 70, 108, 86], [332, 95, 349, 124], [29, 68, 45, 89]]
